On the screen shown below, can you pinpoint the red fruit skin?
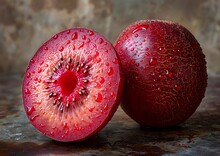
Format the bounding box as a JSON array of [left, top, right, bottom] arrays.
[[114, 20, 207, 127], [22, 28, 123, 142]]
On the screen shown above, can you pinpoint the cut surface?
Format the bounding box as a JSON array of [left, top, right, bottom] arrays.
[[22, 28, 123, 142]]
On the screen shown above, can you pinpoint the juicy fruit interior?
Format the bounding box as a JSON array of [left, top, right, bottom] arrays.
[[115, 20, 207, 127], [22, 28, 122, 141]]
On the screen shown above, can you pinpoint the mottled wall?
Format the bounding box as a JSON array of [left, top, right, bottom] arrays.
[[0, 0, 219, 74]]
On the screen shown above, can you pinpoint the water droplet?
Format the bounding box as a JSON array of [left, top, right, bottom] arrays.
[[30, 115, 39, 121], [110, 92, 115, 97], [40, 60, 44, 65], [38, 67, 42, 73], [63, 122, 68, 128], [166, 70, 173, 77], [174, 85, 181, 91], [26, 72, 31, 78], [88, 106, 95, 112], [107, 67, 114, 76], [88, 30, 94, 36], [26, 106, 35, 115], [104, 104, 109, 110], [159, 75, 165, 79], [65, 130, 69, 135], [133, 25, 149, 33], [59, 46, 64, 52], [44, 47, 48, 51], [25, 88, 31, 94], [30, 59, 35, 64], [94, 51, 99, 58], [78, 42, 84, 49], [72, 32, 78, 40], [135, 34, 139, 38], [157, 87, 162, 92], [95, 93, 102, 102], [113, 58, 118, 64], [66, 30, 71, 34], [66, 40, 71, 44], [53, 35, 58, 39], [99, 77, 105, 84], [72, 45, 75, 50], [149, 57, 157, 65], [82, 35, 86, 40], [99, 38, 104, 44]]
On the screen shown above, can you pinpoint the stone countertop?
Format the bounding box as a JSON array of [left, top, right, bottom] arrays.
[[0, 74, 219, 156]]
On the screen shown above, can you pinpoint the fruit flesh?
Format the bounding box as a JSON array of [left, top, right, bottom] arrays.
[[22, 28, 123, 142], [115, 20, 207, 127]]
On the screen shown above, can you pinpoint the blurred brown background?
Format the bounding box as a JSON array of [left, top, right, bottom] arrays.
[[0, 0, 219, 75]]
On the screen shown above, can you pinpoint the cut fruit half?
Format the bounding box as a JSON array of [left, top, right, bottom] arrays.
[[22, 28, 123, 142]]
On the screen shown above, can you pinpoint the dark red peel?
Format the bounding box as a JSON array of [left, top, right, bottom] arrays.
[[114, 20, 207, 127]]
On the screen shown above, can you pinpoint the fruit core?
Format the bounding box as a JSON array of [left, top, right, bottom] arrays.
[[57, 70, 78, 96]]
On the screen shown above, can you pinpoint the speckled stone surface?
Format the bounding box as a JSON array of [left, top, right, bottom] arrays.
[[0, 74, 219, 155]]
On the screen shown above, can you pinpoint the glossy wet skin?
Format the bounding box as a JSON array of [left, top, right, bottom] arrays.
[[22, 28, 123, 142], [115, 20, 207, 127]]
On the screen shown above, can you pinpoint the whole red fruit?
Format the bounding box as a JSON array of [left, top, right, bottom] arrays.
[[114, 20, 207, 127], [22, 28, 123, 142]]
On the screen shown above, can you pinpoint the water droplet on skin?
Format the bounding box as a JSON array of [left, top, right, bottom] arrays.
[[159, 75, 165, 79], [99, 77, 105, 84], [50, 131, 54, 136], [174, 85, 181, 91], [63, 122, 68, 128], [104, 104, 109, 110], [66, 30, 71, 34], [44, 47, 48, 50], [135, 34, 139, 38], [113, 58, 118, 64], [82, 35, 86, 40], [133, 25, 149, 33], [40, 60, 44, 65], [66, 40, 71, 44], [88, 106, 95, 112], [25, 88, 31, 94], [78, 42, 84, 49], [53, 35, 58, 39], [107, 67, 114, 76], [40, 124, 45, 127], [65, 130, 69, 135], [95, 93, 103, 102], [72, 32, 78, 40], [30, 59, 35, 64], [27, 72, 31, 78], [166, 70, 173, 77], [157, 87, 162, 92], [26, 106, 35, 115], [94, 51, 99, 58], [88, 30, 94, 36], [110, 92, 115, 97], [38, 67, 42, 73], [99, 38, 104, 44], [59, 46, 64, 52], [72, 45, 75, 50], [149, 57, 157, 65], [30, 115, 39, 121]]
